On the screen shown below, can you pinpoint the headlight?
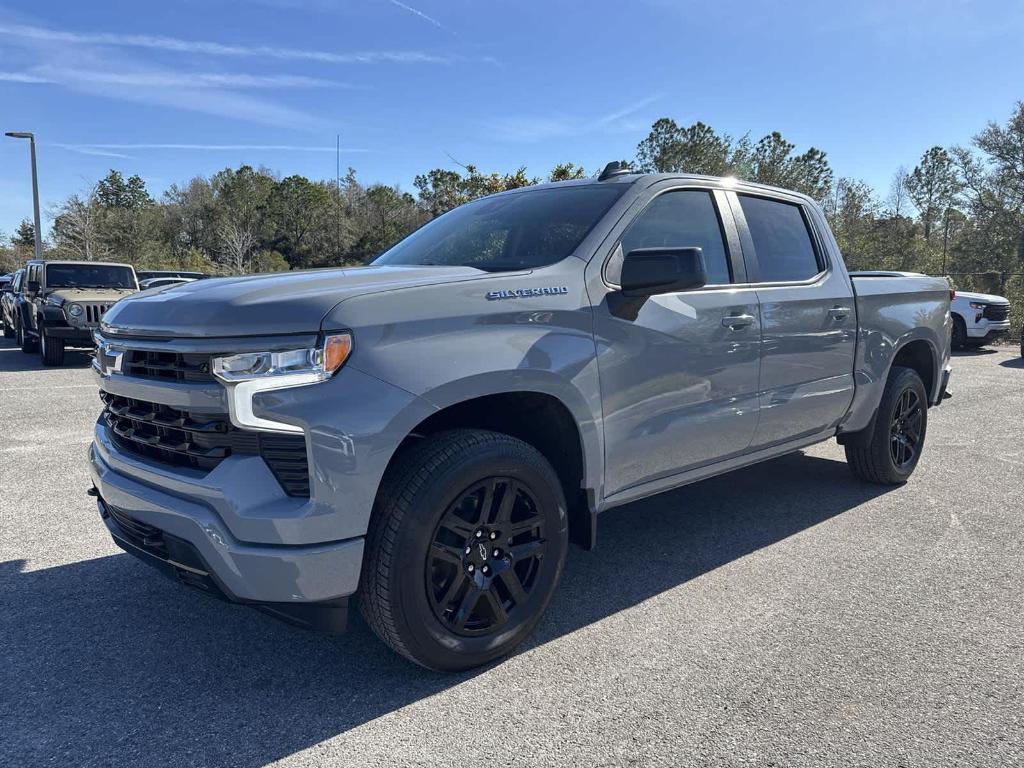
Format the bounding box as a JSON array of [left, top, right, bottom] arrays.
[[968, 302, 987, 310], [212, 333, 352, 383], [66, 303, 84, 318], [211, 333, 352, 433]]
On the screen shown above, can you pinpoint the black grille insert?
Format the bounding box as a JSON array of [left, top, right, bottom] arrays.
[[982, 304, 1010, 321], [101, 392, 310, 497], [121, 349, 216, 382]]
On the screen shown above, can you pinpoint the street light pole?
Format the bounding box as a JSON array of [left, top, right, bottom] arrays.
[[5, 131, 43, 260]]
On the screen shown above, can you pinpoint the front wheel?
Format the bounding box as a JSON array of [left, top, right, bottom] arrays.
[[40, 329, 65, 366], [359, 429, 568, 671], [845, 366, 928, 485], [2, 320, 12, 339]]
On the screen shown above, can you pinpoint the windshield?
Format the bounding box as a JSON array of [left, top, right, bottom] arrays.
[[45, 264, 137, 289], [373, 185, 626, 271]]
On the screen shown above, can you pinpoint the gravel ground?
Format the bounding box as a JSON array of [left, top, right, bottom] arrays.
[[1, 338, 1022, 767]]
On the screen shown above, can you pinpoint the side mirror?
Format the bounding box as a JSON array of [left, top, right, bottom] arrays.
[[26, 280, 40, 294], [619, 247, 707, 297]]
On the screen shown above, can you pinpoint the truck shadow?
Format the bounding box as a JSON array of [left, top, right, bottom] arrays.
[[0, 336, 94, 370], [950, 347, 998, 357], [2, 451, 891, 767]]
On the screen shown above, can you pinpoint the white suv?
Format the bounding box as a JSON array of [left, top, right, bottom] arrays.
[[950, 290, 1011, 349]]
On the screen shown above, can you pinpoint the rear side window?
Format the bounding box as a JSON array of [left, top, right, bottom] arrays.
[[619, 190, 731, 285], [738, 195, 822, 282]]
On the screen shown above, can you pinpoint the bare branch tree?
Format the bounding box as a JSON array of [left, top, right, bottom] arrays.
[[886, 167, 911, 218], [217, 220, 257, 274], [50, 184, 106, 261]]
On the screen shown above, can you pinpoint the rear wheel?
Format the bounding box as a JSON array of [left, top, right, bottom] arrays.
[[359, 429, 568, 671], [40, 329, 65, 366], [951, 315, 967, 350], [845, 365, 928, 485], [17, 320, 37, 353]]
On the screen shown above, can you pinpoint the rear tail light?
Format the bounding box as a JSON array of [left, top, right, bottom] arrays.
[[949, 289, 956, 301]]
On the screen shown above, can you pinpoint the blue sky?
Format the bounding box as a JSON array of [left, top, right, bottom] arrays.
[[1, 0, 1022, 236]]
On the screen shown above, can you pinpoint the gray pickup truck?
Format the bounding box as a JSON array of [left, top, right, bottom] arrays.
[[88, 168, 952, 670]]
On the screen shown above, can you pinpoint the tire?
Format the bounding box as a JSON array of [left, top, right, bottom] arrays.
[[2, 320, 12, 339], [845, 366, 928, 485], [359, 429, 569, 671], [40, 329, 65, 366], [17, 320, 37, 353], [950, 314, 967, 350]]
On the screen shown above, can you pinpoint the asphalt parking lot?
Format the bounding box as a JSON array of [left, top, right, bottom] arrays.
[[1, 338, 1022, 767]]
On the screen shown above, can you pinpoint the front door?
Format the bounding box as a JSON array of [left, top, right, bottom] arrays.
[[589, 185, 762, 498]]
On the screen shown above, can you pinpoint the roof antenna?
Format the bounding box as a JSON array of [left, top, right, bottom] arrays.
[[598, 161, 631, 181]]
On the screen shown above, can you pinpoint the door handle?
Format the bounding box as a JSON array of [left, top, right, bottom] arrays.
[[828, 306, 851, 321], [722, 313, 755, 329]]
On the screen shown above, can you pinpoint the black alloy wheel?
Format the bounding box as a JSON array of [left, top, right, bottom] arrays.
[[425, 476, 547, 636], [359, 429, 568, 671], [845, 365, 928, 485], [889, 388, 923, 470]]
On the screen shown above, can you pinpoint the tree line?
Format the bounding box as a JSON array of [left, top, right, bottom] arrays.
[[2, 102, 1022, 333]]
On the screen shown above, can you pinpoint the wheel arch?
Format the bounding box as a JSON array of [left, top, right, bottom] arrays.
[[380, 374, 600, 549], [889, 337, 937, 401]]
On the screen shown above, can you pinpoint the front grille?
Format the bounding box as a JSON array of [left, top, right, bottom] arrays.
[[983, 303, 1010, 321], [86, 303, 112, 325], [101, 392, 310, 496], [121, 349, 215, 383]]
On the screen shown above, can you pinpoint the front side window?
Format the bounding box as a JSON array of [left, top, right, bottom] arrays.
[[45, 264, 137, 289], [374, 185, 626, 271], [618, 190, 732, 285], [738, 195, 822, 283]]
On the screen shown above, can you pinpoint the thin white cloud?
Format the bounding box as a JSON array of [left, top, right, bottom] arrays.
[[595, 93, 665, 127], [9, 67, 357, 90], [57, 143, 371, 153], [489, 93, 665, 142], [387, 0, 446, 30], [0, 70, 54, 83], [52, 144, 132, 159], [0, 21, 452, 65]]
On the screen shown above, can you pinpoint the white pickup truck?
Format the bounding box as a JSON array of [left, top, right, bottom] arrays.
[[949, 289, 1012, 349]]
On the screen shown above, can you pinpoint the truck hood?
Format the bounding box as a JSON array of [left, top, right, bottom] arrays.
[[954, 290, 1009, 304], [48, 287, 136, 304], [100, 264, 491, 338]]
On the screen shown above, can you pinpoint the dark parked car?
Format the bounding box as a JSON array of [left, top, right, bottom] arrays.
[[1, 268, 25, 339]]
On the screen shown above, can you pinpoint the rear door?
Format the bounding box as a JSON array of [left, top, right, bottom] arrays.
[[588, 183, 762, 497], [730, 192, 857, 448]]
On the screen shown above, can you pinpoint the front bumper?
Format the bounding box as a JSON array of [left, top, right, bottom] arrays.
[[44, 325, 94, 343], [966, 322, 1011, 340], [89, 439, 364, 609]]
